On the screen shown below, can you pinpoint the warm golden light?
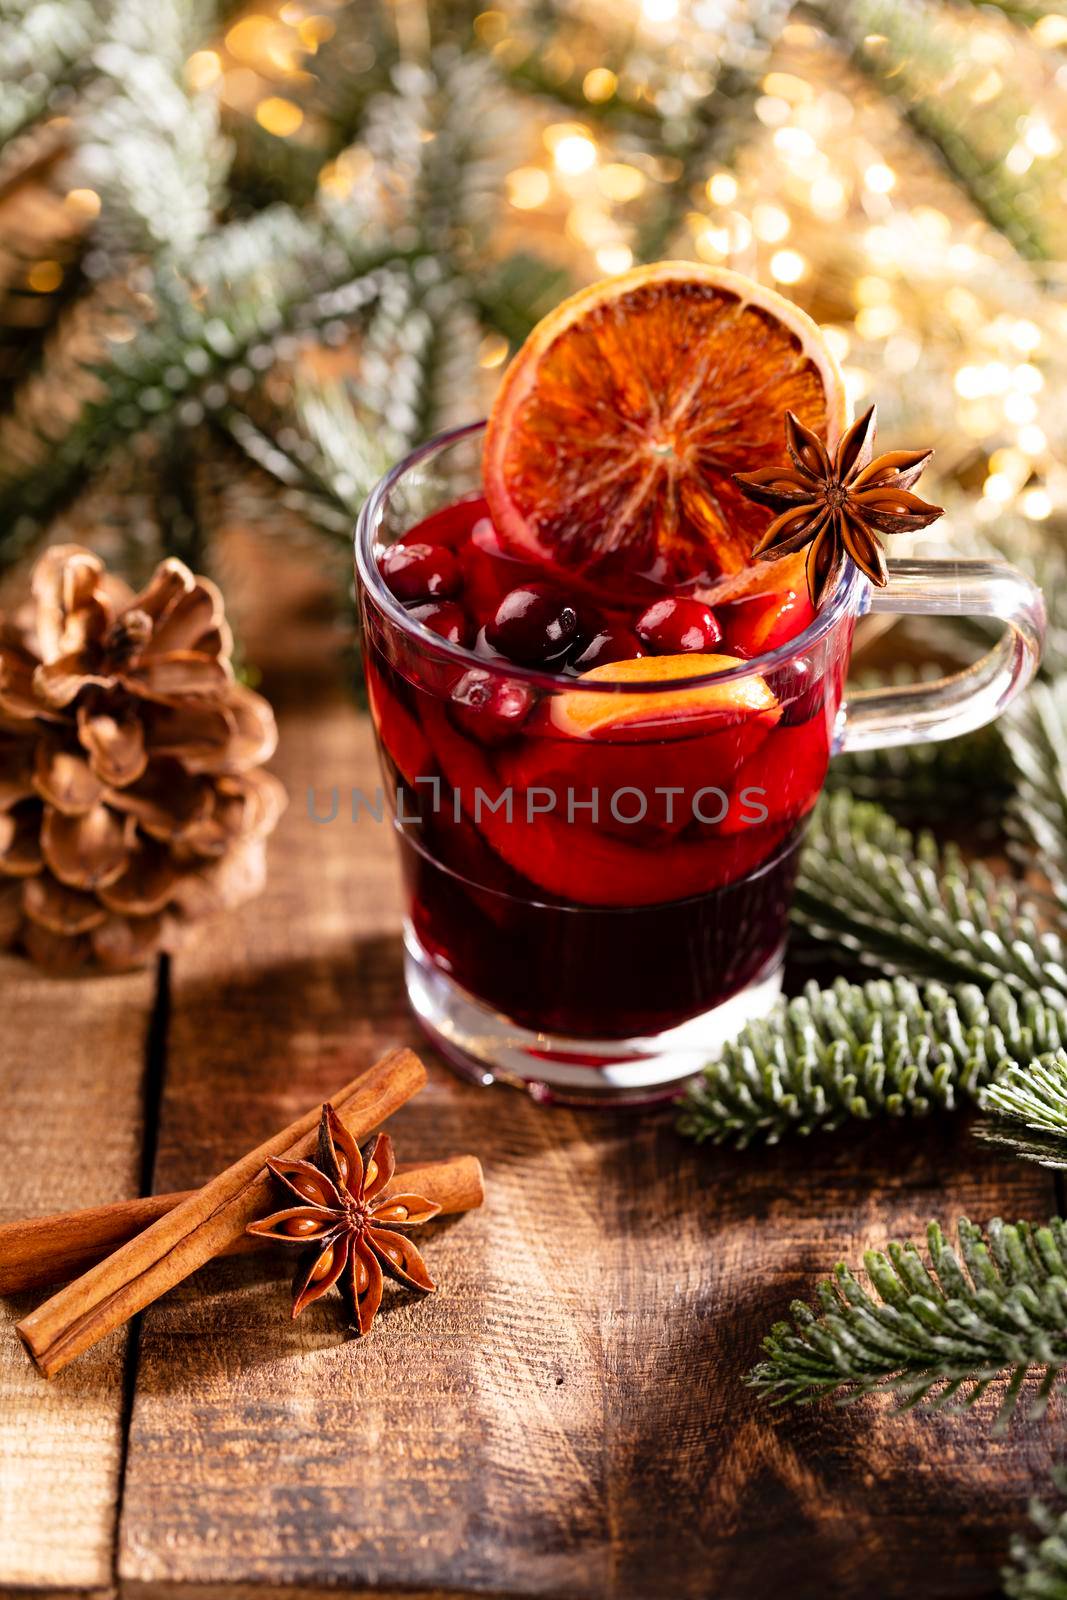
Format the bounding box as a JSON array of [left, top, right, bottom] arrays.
[[506, 167, 551, 209], [185, 50, 221, 90], [595, 244, 634, 274], [256, 97, 304, 136], [478, 333, 509, 369], [26, 260, 63, 293], [65, 188, 101, 218], [583, 68, 617, 103], [769, 249, 806, 284], [706, 172, 738, 205], [553, 134, 597, 175], [598, 163, 645, 202]]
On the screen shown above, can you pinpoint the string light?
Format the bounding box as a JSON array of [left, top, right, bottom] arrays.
[[256, 97, 304, 136], [770, 249, 806, 284], [185, 50, 222, 89], [1022, 487, 1053, 519], [553, 134, 597, 174], [706, 172, 738, 205], [506, 167, 551, 209], [583, 68, 617, 103], [752, 203, 790, 242], [26, 261, 63, 293], [598, 163, 645, 202], [863, 162, 896, 193], [596, 244, 634, 274], [65, 189, 101, 218], [478, 334, 509, 369]]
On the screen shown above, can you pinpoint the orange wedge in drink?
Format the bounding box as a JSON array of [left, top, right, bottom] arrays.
[[548, 653, 779, 740]]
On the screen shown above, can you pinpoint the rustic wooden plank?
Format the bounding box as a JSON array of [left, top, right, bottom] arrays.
[[118, 537, 1058, 1598], [0, 955, 156, 1594]]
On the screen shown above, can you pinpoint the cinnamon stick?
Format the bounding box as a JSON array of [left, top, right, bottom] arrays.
[[17, 1046, 426, 1378], [0, 1155, 485, 1295]]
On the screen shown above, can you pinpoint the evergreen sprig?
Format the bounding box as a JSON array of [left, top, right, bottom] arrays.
[[1005, 1479, 1067, 1599], [1005, 681, 1067, 915], [794, 792, 1067, 1004], [749, 1217, 1067, 1431], [819, 0, 1067, 261], [677, 978, 1066, 1148], [977, 1052, 1067, 1169]]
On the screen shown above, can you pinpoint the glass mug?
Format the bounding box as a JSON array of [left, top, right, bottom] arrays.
[[355, 423, 1045, 1105]]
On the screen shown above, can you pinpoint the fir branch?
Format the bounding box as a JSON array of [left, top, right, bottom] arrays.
[[0, 0, 100, 147], [1004, 680, 1067, 914], [633, 0, 793, 261], [0, 221, 409, 560], [749, 1217, 1067, 1431], [818, 0, 1067, 261], [1005, 1479, 1067, 1600], [949, 508, 1067, 685], [73, 0, 231, 263], [473, 251, 574, 348], [794, 792, 1067, 1004], [977, 1053, 1067, 1170], [676, 978, 1066, 1148]]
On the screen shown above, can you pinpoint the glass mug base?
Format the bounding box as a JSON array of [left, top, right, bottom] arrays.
[[404, 923, 784, 1107]]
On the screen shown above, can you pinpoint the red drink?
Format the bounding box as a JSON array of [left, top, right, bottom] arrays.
[[360, 488, 854, 1066]]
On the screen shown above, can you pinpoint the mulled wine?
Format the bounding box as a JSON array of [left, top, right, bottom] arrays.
[[362, 493, 851, 1042]]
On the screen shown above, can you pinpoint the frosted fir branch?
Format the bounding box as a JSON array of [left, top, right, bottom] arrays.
[[977, 1052, 1067, 1170], [1003, 680, 1067, 915], [633, 0, 793, 261], [0, 0, 100, 146], [1004, 1477, 1067, 1599], [73, 0, 231, 263], [677, 977, 1066, 1148], [818, 0, 1067, 261], [750, 1217, 1067, 1432], [794, 792, 1067, 1004], [0, 224, 408, 561]]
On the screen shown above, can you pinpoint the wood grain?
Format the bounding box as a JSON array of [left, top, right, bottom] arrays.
[[0, 954, 156, 1593], [113, 535, 1059, 1598]]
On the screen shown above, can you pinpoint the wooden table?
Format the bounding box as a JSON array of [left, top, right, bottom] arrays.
[[0, 534, 1059, 1599]]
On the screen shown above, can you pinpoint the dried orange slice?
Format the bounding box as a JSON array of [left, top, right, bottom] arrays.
[[484, 262, 846, 586]]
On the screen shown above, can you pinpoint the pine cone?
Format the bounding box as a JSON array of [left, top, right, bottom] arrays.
[[0, 544, 286, 971]]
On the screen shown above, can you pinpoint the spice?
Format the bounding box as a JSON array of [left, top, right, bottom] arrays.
[[0, 1155, 485, 1295], [249, 1105, 440, 1333], [732, 406, 943, 605], [16, 1047, 427, 1377]]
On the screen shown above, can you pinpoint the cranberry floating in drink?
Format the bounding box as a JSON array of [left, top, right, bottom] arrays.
[[356, 263, 1044, 1104]]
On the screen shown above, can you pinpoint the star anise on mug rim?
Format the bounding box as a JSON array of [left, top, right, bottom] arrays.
[[732, 405, 943, 607], [247, 1103, 440, 1335]]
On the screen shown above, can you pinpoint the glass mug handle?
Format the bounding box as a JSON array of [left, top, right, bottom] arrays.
[[836, 558, 1046, 754]]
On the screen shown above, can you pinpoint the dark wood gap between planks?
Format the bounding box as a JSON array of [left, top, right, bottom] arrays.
[[111, 951, 173, 1592]]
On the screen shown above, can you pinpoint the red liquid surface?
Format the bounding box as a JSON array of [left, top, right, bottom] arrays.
[[363, 496, 849, 1040]]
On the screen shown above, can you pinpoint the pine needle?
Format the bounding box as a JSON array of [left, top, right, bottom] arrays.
[[794, 792, 1067, 1004], [749, 1218, 1067, 1432], [677, 978, 1067, 1148]]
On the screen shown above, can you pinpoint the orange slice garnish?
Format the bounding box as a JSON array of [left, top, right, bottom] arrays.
[[549, 652, 780, 739], [484, 262, 846, 587]]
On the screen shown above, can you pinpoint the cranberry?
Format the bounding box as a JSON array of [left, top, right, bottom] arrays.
[[485, 583, 579, 665], [572, 625, 646, 671], [450, 668, 535, 745], [380, 541, 461, 602], [408, 600, 470, 647], [635, 597, 722, 654], [767, 659, 826, 726]]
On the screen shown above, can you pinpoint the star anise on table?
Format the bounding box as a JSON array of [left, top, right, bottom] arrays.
[[247, 1104, 440, 1334], [732, 405, 944, 606]]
